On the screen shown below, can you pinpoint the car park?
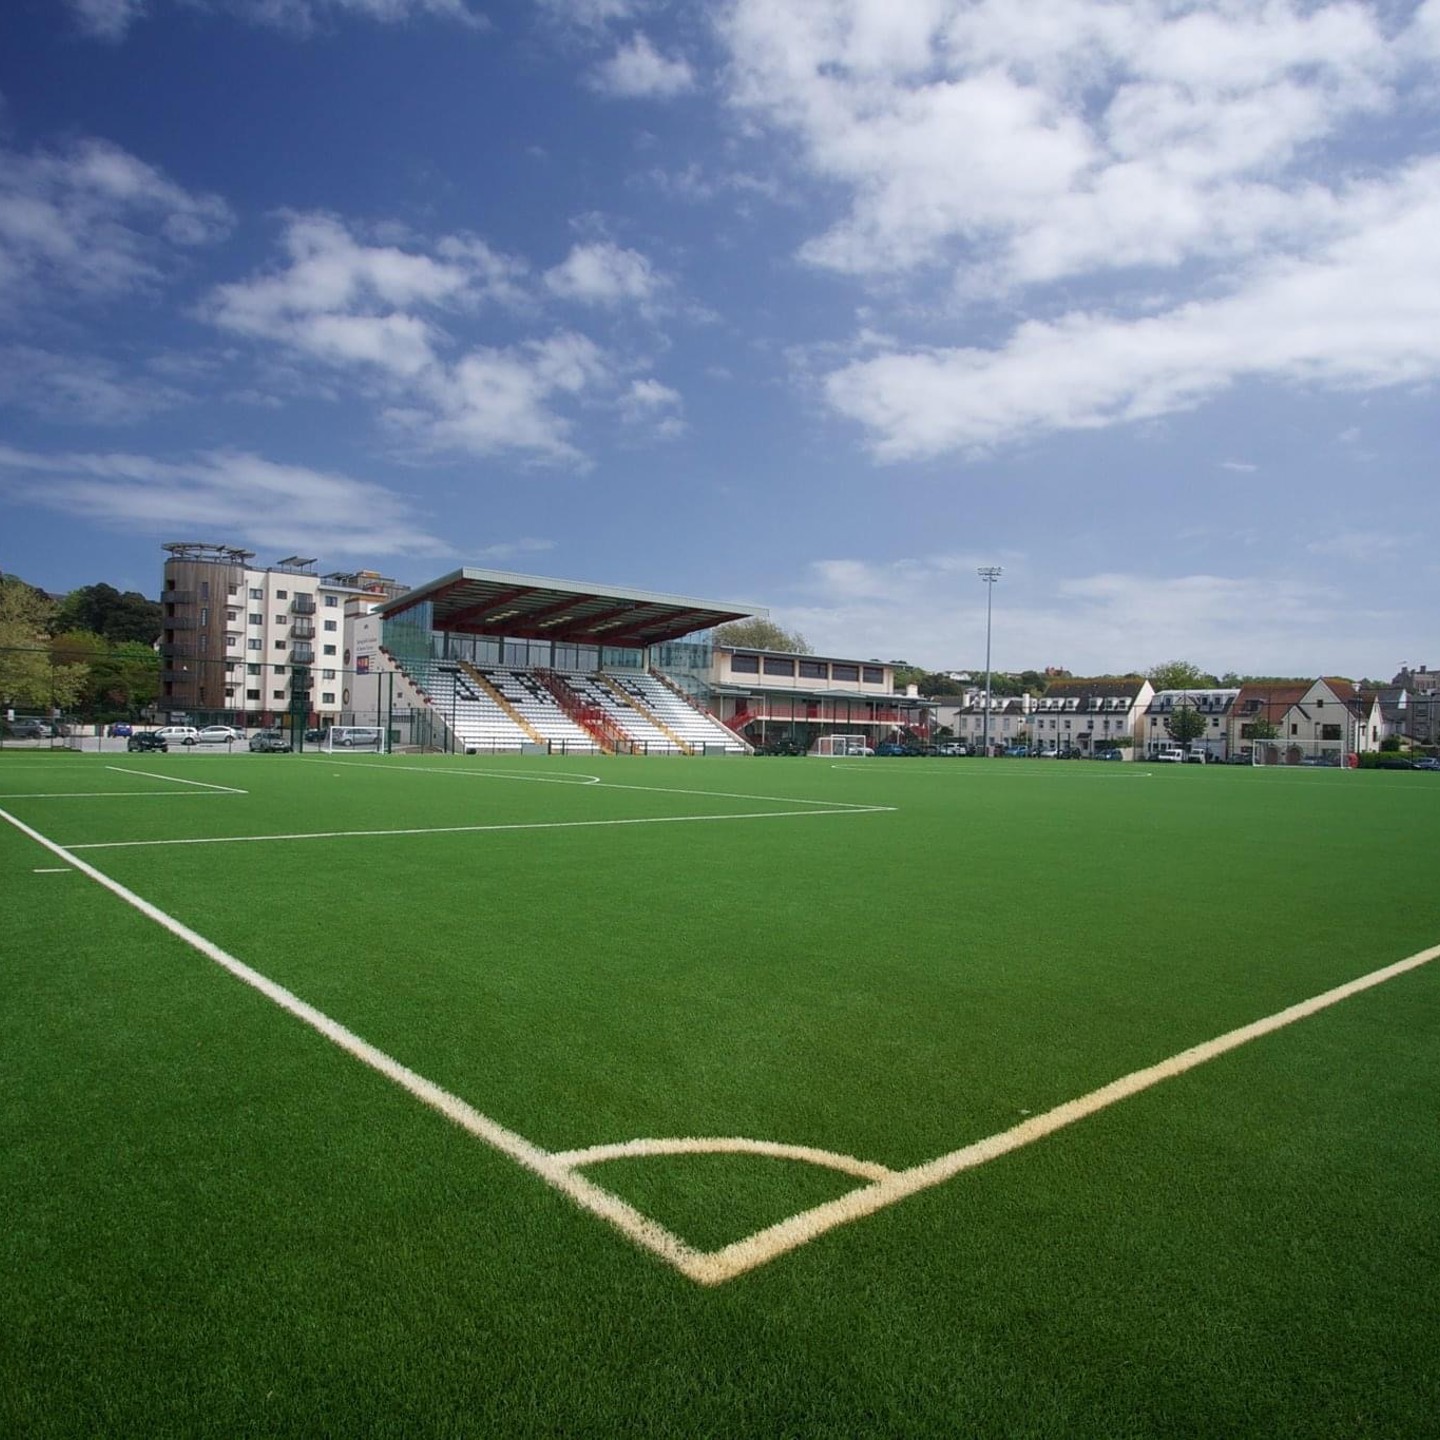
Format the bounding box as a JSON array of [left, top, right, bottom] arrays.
[[196, 725, 244, 744], [126, 731, 169, 753], [249, 729, 293, 753]]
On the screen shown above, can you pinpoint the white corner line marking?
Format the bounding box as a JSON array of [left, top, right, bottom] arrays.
[[105, 766, 247, 795], [67, 806, 893, 850], [5, 800, 1434, 1289], [0, 803, 704, 1279], [552, 1137, 893, 1183]]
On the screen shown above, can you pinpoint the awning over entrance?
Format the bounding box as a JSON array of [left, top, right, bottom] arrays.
[[378, 567, 764, 648]]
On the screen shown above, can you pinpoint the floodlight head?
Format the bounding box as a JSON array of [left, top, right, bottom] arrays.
[[977, 566, 1003, 583]]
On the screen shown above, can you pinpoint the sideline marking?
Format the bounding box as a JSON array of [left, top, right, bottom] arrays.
[[69, 806, 891, 851], [5, 801, 1434, 1287], [105, 766, 247, 795], [33, 867, 73, 874]]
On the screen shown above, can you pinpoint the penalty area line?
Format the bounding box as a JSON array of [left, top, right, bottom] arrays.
[[105, 766, 247, 795], [67, 804, 893, 850]]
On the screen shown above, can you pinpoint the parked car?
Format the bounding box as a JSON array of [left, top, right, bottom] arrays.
[[1375, 757, 1415, 770], [126, 731, 169, 753], [248, 729, 292, 753], [1184, 752, 1208, 764], [5, 719, 53, 739], [1002, 745, 1030, 757], [106, 722, 133, 738], [153, 725, 201, 746], [1152, 747, 1186, 762], [875, 741, 920, 756], [196, 725, 244, 744], [935, 742, 969, 756], [1092, 749, 1124, 760], [1412, 757, 1440, 771]]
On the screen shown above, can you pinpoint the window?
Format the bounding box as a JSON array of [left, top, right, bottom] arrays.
[[249, 587, 262, 600], [731, 653, 760, 674], [323, 619, 337, 632], [273, 690, 286, 701], [275, 589, 288, 600], [1291, 723, 1299, 735], [226, 610, 238, 622], [322, 669, 337, 680], [247, 638, 262, 651], [228, 585, 239, 596], [273, 666, 286, 676], [325, 595, 338, 607], [274, 614, 286, 625], [249, 613, 262, 625], [200, 581, 210, 600], [862, 666, 884, 685], [799, 659, 829, 680], [247, 664, 260, 675], [246, 688, 260, 701], [832, 663, 860, 683], [1321, 724, 1342, 741], [763, 656, 795, 676], [199, 607, 208, 624], [322, 692, 336, 704], [323, 644, 337, 656], [274, 640, 287, 651]]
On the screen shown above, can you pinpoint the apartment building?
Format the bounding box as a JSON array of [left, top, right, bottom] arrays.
[[159, 543, 406, 725]]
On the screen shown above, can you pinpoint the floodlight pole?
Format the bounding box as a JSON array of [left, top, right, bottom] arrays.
[[978, 567, 1002, 758]]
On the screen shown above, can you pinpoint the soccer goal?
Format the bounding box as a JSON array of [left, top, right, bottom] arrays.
[[321, 724, 387, 753], [813, 733, 870, 757], [1250, 740, 1344, 768]]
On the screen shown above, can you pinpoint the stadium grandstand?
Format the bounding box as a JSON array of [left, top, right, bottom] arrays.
[[343, 565, 931, 757]]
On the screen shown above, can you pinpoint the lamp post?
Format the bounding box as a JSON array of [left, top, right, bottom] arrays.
[[978, 567, 1002, 757]]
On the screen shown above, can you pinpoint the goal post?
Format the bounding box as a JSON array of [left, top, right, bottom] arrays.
[[812, 733, 870, 757], [1250, 739, 1346, 768]]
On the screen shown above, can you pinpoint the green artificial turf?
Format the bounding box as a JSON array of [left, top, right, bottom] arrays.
[[2, 752, 1438, 1436]]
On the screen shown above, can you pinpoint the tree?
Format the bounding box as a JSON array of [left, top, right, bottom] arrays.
[[1246, 718, 1280, 740], [52, 583, 162, 645], [1165, 702, 1208, 749], [0, 575, 86, 710], [714, 618, 811, 653], [1148, 659, 1218, 692]]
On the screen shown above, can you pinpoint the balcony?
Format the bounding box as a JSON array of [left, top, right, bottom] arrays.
[[291, 596, 317, 616], [160, 642, 198, 660], [290, 621, 316, 640], [291, 644, 315, 665]]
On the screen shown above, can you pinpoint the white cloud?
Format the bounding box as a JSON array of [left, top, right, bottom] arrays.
[[544, 240, 660, 306], [207, 214, 622, 462], [619, 376, 685, 438], [0, 346, 186, 423], [590, 33, 696, 98], [473, 536, 557, 562], [1305, 530, 1408, 562], [824, 160, 1440, 458], [405, 332, 611, 464], [1220, 460, 1258, 473], [66, 0, 482, 42], [0, 445, 453, 558], [0, 137, 231, 311], [715, 2, 1440, 459]]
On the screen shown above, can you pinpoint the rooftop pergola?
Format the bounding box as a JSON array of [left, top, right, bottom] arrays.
[[378, 567, 764, 649]]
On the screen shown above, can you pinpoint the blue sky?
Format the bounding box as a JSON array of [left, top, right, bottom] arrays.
[[2, 0, 1438, 678]]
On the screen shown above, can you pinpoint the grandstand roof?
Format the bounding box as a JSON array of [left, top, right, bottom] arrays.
[[378, 567, 764, 648]]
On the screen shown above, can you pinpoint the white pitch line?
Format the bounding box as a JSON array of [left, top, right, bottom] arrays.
[[105, 766, 247, 795], [0, 791, 239, 800], [0, 804, 706, 1280], [68, 805, 892, 850], [553, 1136, 893, 1183], [321, 757, 884, 813], [3, 798, 1436, 1288], [33, 867, 73, 874], [311, 759, 602, 786], [682, 939, 1440, 1285]]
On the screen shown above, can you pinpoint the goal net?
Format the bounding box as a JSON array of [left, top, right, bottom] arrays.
[[321, 724, 386, 753], [1250, 740, 1344, 768], [812, 733, 869, 757]]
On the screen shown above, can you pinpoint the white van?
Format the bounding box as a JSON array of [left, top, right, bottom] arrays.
[[1152, 746, 1186, 763], [325, 725, 385, 750]]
